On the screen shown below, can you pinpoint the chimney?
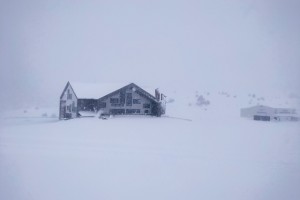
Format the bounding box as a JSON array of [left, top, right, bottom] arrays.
[[155, 88, 160, 101]]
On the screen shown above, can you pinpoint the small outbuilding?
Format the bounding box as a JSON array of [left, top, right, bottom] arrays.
[[241, 105, 299, 121]]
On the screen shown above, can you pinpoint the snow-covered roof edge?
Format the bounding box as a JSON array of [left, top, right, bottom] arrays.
[[60, 81, 79, 100], [98, 83, 158, 102], [66, 81, 159, 101]]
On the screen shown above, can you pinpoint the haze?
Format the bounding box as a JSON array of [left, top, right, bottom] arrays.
[[1, 0, 300, 109]]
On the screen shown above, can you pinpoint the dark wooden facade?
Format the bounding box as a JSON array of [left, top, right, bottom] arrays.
[[60, 82, 166, 119]]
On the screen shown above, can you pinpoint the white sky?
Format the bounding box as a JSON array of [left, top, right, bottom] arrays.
[[1, 0, 300, 108]]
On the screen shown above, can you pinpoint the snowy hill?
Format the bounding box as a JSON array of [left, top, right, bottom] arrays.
[[0, 89, 300, 200]]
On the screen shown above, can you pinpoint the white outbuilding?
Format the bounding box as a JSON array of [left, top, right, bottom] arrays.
[[240, 105, 299, 121]]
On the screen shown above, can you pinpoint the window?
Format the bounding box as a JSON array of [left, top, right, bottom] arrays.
[[143, 103, 150, 108], [110, 98, 119, 104], [72, 102, 76, 112], [67, 105, 71, 112], [67, 89, 72, 99], [144, 110, 149, 114], [126, 93, 132, 106], [133, 99, 141, 104], [111, 103, 121, 107], [99, 102, 106, 108], [120, 91, 125, 104]]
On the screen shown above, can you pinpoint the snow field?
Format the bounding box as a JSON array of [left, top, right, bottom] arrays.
[[0, 90, 300, 200]]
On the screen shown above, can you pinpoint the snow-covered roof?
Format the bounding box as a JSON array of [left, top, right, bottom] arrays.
[[69, 82, 156, 99], [274, 113, 299, 117], [242, 104, 298, 110]]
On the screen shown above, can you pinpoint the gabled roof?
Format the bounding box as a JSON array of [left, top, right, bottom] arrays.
[[98, 83, 158, 102], [60, 81, 78, 99], [66, 82, 158, 101]]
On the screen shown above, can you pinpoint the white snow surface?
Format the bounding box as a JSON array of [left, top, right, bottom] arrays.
[[1, 89, 300, 200]]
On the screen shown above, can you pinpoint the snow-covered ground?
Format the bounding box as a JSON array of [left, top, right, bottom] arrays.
[[1, 90, 300, 200]]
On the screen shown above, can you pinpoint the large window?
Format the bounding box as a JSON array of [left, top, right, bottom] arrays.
[[120, 91, 125, 104], [133, 99, 141, 104], [110, 98, 119, 104], [126, 93, 132, 106]]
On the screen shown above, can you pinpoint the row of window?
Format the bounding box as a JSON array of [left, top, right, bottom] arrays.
[[107, 103, 151, 108], [109, 109, 150, 115], [110, 97, 139, 104], [106, 98, 150, 108], [110, 97, 143, 105]]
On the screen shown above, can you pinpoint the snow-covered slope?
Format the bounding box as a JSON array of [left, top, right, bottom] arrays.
[[0, 89, 300, 200]]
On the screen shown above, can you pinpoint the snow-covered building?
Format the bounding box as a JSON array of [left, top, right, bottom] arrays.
[[59, 82, 166, 119], [240, 105, 299, 121], [59, 82, 78, 119]]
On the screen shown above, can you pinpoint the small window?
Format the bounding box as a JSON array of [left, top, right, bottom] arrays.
[[110, 98, 119, 104], [143, 103, 150, 108], [144, 110, 149, 114], [133, 99, 141, 104], [67, 89, 72, 99]]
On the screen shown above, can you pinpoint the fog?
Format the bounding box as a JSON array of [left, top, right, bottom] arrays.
[[1, 0, 300, 109]]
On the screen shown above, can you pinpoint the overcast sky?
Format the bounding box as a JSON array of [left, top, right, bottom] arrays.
[[1, 0, 300, 108]]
